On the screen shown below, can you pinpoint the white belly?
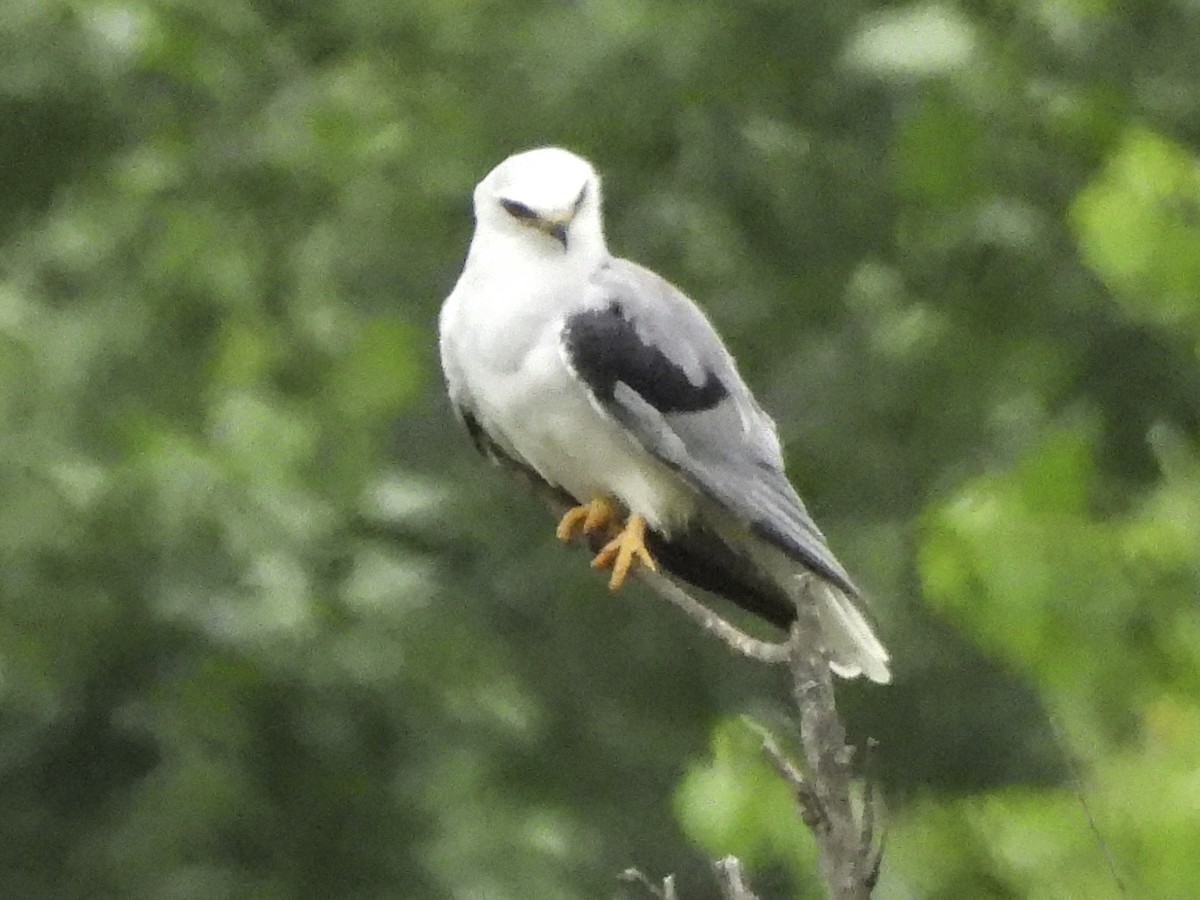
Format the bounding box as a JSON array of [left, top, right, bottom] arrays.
[[460, 315, 697, 532]]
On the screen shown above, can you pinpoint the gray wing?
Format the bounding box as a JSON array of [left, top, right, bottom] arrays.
[[561, 257, 860, 597]]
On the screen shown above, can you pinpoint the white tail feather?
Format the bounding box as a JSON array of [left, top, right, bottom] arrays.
[[747, 543, 892, 683], [805, 578, 891, 684]]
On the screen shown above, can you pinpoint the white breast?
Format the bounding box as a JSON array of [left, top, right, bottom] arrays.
[[441, 276, 697, 533]]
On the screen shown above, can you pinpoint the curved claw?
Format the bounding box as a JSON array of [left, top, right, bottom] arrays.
[[591, 513, 657, 589], [555, 495, 618, 541]]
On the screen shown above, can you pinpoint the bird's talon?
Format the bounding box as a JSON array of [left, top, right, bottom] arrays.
[[556, 496, 617, 541], [555, 507, 587, 541], [590, 514, 656, 590], [582, 501, 614, 534]]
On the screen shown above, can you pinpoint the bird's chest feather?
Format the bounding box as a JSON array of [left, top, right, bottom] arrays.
[[443, 271, 696, 528], [462, 306, 612, 475]]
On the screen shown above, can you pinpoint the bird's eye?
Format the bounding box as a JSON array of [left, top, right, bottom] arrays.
[[500, 199, 538, 221]]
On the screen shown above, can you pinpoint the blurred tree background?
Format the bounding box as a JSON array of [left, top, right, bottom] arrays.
[[2, 0, 1198, 897]]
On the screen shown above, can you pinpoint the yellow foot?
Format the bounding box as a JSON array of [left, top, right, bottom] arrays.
[[590, 513, 657, 590], [555, 495, 618, 542]]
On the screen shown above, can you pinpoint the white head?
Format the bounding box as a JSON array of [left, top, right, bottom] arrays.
[[469, 147, 607, 265]]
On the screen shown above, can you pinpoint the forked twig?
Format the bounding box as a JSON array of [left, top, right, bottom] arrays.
[[619, 868, 679, 900]]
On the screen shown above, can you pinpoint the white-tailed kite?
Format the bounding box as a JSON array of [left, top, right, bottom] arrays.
[[439, 147, 890, 683]]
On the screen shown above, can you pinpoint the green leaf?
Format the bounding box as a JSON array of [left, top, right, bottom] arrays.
[[1071, 127, 1200, 335], [674, 718, 814, 877]]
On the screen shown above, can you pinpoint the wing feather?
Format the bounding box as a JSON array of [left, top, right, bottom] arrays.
[[560, 258, 860, 598]]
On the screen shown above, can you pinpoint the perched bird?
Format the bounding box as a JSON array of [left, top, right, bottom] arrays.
[[439, 147, 890, 683]]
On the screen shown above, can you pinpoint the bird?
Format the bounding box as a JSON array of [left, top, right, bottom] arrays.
[[438, 147, 890, 683]]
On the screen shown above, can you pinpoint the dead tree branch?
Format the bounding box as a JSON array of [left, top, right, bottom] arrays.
[[613, 564, 884, 899], [526, 482, 882, 898], [713, 856, 764, 900], [619, 869, 679, 900], [784, 576, 883, 898], [634, 566, 790, 664]]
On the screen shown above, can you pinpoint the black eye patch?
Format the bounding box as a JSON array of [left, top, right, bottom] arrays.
[[500, 199, 539, 221]]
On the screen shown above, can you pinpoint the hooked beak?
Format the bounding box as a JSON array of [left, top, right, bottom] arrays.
[[539, 215, 571, 250]]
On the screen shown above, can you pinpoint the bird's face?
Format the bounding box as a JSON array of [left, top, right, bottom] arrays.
[[473, 147, 605, 258]]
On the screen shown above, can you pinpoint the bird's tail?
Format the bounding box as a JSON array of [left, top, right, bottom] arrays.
[[800, 577, 891, 684]]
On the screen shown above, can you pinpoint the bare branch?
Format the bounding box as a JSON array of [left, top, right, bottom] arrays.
[[634, 567, 790, 664], [713, 857, 763, 900], [859, 741, 885, 890], [619, 869, 678, 900], [751, 720, 824, 831], [785, 575, 878, 899], [1046, 714, 1128, 897], [526, 477, 790, 664], [613, 573, 886, 899], [527, 484, 885, 898]]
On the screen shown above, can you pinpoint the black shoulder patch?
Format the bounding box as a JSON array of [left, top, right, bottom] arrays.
[[563, 303, 728, 414]]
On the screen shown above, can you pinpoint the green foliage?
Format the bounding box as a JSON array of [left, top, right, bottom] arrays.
[[917, 421, 1200, 895], [675, 719, 814, 881], [1072, 127, 1200, 337], [2, 0, 1199, 898]]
